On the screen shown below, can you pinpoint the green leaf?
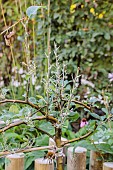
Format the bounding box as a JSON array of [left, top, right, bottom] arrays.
[[102, 108, 109, 115], [89, 97, 99, 103], [63, 120, 69, 128], [111, 108, 113, 114], [19, 107, 31, 116], [35, 135, 49, 146], [108, 139, 113, 145], [74, 140, 96, 151], [39, 122, 54, 133], [25, 151, 45, 169], [66, 130, 75, 139], [54, 13, 59, 19], [2, 88, 10, 95], [36, 95, 47, 104], [5, 132, 23, 141], [104, 33, 110, 40], [68, 112, 80, 122], [29, 97, 37, 104], [9, 105, 19, 114], [26, 6, 47, 18], [89, 112, 101, 120], [97, 143, 112, 153], [25, 74, 30, 81], [36, 95, 44, 99]]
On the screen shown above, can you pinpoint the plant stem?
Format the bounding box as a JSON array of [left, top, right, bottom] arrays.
[[0, 18, 25, 36], [55, 127, 63, 170]]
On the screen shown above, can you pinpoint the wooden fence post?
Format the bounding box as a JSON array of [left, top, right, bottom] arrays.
[[89, 142, 107, 170], [35, 158, 54, 170], [5, 153, 24, 170], [67, 146, 87, 170], [103, 162, 113, 170], [89, 150, 104, 170]]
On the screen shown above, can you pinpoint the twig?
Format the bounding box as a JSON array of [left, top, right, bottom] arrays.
[[61, 122, 97, 147], [0, 99, 45, 115], [0, 17, 26, 36], [29, 104, 48, 117], [62, 99, 91, 111], [0, 116, 56, 137], [0, 116, 46, 132], [0, 145, 54, 157], [0, 99, 58, 123], [0, 2, 7, 29], [26, 78, 30, 102], [35, 127, 54, 139]]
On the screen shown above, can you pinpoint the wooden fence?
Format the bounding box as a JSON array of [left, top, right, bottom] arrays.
[[5, 146, 113, 170]]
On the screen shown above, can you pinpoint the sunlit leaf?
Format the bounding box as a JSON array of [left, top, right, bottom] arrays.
[[9, 105, 19, 114], [26, 6, 47, 18]]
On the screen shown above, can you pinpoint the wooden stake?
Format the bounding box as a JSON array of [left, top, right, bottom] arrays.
[[5, 153, 24, 170], [89, 150, 103, 170], [67, 146, 87, 170], [35, 158, 54, 170], [89, 142, 108, 170], [103, 162, 113, 170]]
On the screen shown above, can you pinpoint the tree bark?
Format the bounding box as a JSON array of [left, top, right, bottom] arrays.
[[49, 137, 68, 164], [55, 127, 63, 170]]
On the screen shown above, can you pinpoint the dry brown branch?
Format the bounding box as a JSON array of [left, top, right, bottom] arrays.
[[0, 17, 26, 36]]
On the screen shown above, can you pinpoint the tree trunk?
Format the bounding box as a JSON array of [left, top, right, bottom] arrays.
[[55, 127, 63, 170], [49, 137, 68, 164]]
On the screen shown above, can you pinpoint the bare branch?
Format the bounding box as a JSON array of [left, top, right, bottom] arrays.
[[0, 116, 46, 132], [0, 99, 45, 115], [0, 116, 57, 133], [62, 99, 91, 111], [61, 123, 97, 147], [35, 127, 54, 139], [0, 145, 54, 157], [0, 17, 26, 36]]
